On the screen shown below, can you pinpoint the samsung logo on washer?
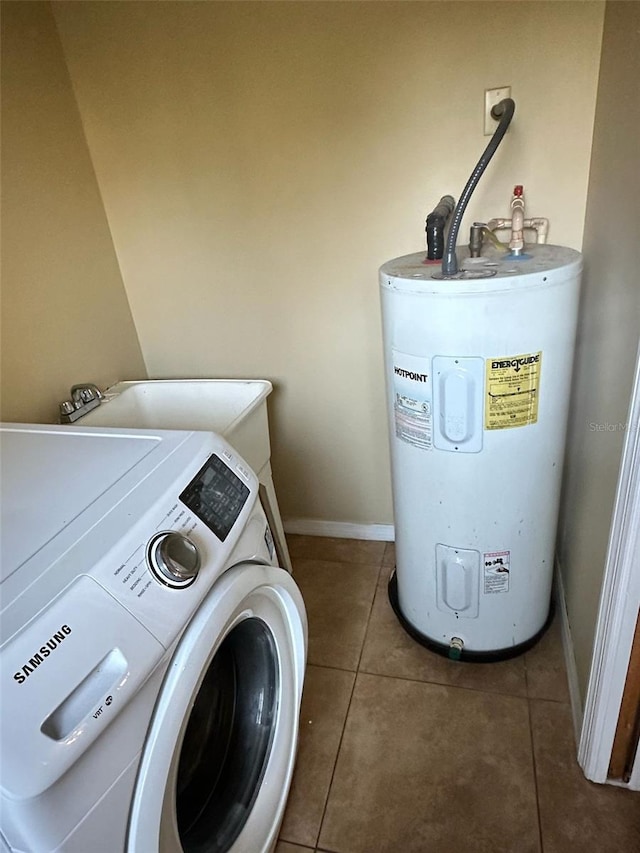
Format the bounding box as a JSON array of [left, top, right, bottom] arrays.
[[12, 624, 72, 684], [394, 366, 428, 382]]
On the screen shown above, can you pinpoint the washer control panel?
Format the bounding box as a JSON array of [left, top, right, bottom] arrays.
[[179, 453, 250, 542], [87, 440, 258, 648]]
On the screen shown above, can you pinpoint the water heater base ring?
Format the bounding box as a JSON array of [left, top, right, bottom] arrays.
[[387, 571, 553, 663]]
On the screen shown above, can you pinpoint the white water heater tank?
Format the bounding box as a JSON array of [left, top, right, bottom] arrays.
[[380, 244, 581, 660]]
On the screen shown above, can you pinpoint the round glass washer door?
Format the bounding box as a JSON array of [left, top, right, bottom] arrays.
[[177, 617, 276, 851], [127, 563, 307, 853]]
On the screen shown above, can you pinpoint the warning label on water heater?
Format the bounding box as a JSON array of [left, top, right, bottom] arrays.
[[392, 351, 433, 450], [485, 351, 542, 430], [483, 550, 510, 594]]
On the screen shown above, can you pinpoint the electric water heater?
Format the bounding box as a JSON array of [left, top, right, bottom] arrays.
[[380, 243, 581, 660]]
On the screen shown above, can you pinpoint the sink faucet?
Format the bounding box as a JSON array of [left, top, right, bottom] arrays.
[[59, 383, 104, 423]]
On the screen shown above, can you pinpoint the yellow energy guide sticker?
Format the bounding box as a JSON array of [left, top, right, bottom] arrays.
[[485, 352, 542, 430]]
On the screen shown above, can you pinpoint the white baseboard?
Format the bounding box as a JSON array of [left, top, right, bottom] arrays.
[[554, 558, 583, 745], [283, 519, 395, 541]]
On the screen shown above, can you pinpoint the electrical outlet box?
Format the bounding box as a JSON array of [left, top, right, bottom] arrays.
[[484, 86, 511, 135]]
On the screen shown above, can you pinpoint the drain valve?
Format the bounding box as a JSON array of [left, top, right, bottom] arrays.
[[449, 637, 464, 661]]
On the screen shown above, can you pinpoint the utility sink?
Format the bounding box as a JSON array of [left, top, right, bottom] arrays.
[[80, 379, 272, 476]]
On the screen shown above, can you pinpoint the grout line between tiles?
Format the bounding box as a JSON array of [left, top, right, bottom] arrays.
[[527, 698, 545, 853], [311, 556, 381, 850], [287, 542, 388, 569], [355, 560, 383, 673], [522, 693, 573, 706], [305, 661, 357, 675], [356, 663, 530, 702], [312, 670, 358, 851], [309, 659, 545, 707]]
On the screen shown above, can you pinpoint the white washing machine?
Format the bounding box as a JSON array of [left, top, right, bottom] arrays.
[[0, 423, 307, 853]]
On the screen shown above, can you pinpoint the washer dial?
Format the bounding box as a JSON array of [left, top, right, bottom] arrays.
[[147, 531, 201, 588]]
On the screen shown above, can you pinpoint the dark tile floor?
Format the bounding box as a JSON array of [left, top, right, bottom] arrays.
[[276, 536, 640, 853]]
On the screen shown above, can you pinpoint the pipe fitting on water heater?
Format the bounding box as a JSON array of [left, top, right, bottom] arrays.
[[509, 185, 525, 254], [486, 188, 551, 257], [424, 195, 455, 262]]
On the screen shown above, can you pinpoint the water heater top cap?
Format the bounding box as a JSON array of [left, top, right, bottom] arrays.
[[380, 244, 582, 296]]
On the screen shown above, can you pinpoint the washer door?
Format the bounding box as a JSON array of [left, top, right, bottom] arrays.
[[127, 563, 307, 853]]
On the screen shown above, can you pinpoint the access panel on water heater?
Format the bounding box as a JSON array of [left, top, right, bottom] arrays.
[[435, 543, 480, 618], [433, 356, 484, 453]]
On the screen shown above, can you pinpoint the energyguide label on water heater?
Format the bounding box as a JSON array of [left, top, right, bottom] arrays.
[[392, 351, 433, 450], [485, 352, 542, 430]]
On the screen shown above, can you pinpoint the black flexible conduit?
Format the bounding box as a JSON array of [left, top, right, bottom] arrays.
[[441, 98, 515, 276]]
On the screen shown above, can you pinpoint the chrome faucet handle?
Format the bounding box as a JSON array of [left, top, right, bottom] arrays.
[[60, 383, 104, 423], [70, 383, 105, 402]]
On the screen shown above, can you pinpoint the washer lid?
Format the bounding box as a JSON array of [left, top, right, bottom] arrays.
[[0, 425, 162, 582]]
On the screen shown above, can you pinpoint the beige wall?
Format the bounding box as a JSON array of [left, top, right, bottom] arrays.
[[557, 1, 640, 701], [0, 2, 146, 425], [52, 0, 604, 523]]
